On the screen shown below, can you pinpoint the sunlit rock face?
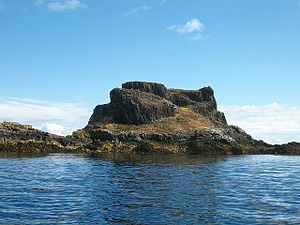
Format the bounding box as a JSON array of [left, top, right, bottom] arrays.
[[109, 88, 177, 124], [88, 81, 226, 126], [122, 81, 167, 98], [0, 122, 61, 142], [166, 86, 226, 125], [2, 81, 299, 155]]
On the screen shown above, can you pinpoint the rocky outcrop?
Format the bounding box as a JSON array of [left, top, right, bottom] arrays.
[[110, 88, 177, 124], [89, 81, 226, 126], [0, 122, 86, 152], [272, 142, 300, 155], [167, 87, 216, 107], [89, 88, 177, 125], [0, 81, 299, 155], [166, 87, 226, 125], [83, 81, 271, 154], [122, 81, 167, 98], [0, 122, 61, 142], [0, 122, 65, 153]]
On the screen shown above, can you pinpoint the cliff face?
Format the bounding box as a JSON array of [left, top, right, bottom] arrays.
[[88, 81, 226, 126], [82, 81, 271, 154], [89, 87, 177, 125], [0, 81, 299, 155]]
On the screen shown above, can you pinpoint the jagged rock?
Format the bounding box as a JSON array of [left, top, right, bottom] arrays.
[[166, 87, 216, 107], [190, 104, 227, 125], [1, 81, 298, 155], [167, 87, 226, 125], [88, 104, 115, 124], [0, 122, 60, 142], [89, 82, 226, 126], [192, 128, 236, 145], [122, 81, 167, 98], [88, 86, 178, 125], [272, 142, 300, 155], [89, 129, 116, 141]]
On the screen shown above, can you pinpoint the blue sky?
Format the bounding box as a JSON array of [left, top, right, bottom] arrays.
[[0, 0, 299, 143]]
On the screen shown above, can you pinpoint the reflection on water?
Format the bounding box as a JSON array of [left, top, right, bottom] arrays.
[[0, 153, 299, 224]]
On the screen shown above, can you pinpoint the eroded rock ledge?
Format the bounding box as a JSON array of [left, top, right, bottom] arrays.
[[0, 81, 299, 155]]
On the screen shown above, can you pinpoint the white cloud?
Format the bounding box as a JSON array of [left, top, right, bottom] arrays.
[[219, 103, 300, 144], [167, 19, 204, 34], [125, 5, 151, 16], [2, 97, 298, 144], [167, 19, 205, 41], [0, 97, 91, 136], [39, 122, 66, 135], [48, 0, 86, 11]]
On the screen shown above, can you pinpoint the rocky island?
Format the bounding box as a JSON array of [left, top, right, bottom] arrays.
[[0, 81, 299, 154]]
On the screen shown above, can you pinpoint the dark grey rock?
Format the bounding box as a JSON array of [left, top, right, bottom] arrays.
[[88, 104, 114, 124], [166, 87, 226, 125], [89, 129, 116, 141], [110, 88, 177, 124], [122, 81, 167, 98], [166, 86, 216, 107], [88, 82, 226, 126], [88, 83, 177, 125], [0, 122, 61, 142]]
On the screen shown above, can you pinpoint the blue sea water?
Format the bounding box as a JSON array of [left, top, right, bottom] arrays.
[[0, 153, 299, 224]]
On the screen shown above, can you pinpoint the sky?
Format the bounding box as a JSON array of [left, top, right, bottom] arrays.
[[0, 0, 299, 144]]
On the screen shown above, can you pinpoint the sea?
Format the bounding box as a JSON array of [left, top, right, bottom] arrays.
[[0, 153, 299, 224]]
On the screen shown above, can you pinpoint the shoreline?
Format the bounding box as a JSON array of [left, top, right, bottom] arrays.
[[0, 139, 299, 155], [1, 82, 299, 155]]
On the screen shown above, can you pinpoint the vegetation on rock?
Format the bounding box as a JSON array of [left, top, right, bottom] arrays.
[[0, 81, 299, 155]]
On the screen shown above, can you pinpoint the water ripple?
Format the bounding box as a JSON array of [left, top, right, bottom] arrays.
[[0, 153, 299, 224]]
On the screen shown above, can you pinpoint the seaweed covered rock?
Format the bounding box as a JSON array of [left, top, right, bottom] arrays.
[[0, 122, 60, 142]]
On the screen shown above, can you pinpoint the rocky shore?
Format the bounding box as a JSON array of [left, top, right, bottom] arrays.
[[0, 81, 299, 155]]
